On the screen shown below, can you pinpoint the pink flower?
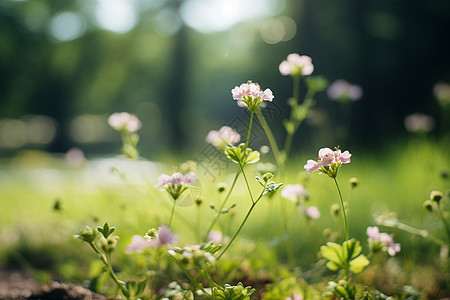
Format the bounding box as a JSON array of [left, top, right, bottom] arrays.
[[366, 226, 380, 239], [126, 226, 177, 253], [304, 159, 321, 174], [281, 184, 308, 202], [303, 206, 321, 219], [279, 53, 314, 76], [327, 79, 363, 101], [154, 172, 197, 188], [366, 226, 401, 256], [304, 147, 351, 178], [206, 126, 241, 149], [108, 112, 142, 132], [231, 81, 274, 111], [433, 82, 450, 106], [232, 81, 274, 102], [286, 292, 303, 300], [207, 230, 225, 244], [153, 225, 177, 246], [126, 235, 151, 253], [65, 147, 85, 167], [404, 113, 435, 133], [318, 147, 335, 166], [335, 149, 351, 164]]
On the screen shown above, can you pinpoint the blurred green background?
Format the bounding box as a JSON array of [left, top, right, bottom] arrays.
[[0, 0, 449, 159]]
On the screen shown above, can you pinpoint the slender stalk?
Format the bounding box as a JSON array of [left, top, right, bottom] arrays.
[[436, 203, 450, 244], [168, 255, 210, 297], [204, 168, 241, 240], [255, 109, 282, 165], [168, 199, 176, 228], [393, 222, 447, 247], [89, 242, 127, 295], [240, 166, 254, 204], [244, 111, 254, 150], [333, 177, 349, 241], [217, 202, 257, 261]]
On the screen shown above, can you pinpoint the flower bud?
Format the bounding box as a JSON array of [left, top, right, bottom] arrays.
[[330, 204, 340, 217], [430, 191, 443, 203], [75, 226, 97, 243], [216, 182, 227, 193], [101, 236, 119, 254], [323, 228, 332, 238], [195, 197, 203, 206], [423, 200, 433, 212], [145, 228, 158, 240], [349, 177, 358, 188]]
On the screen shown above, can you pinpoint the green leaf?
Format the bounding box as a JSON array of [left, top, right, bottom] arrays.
[[320, 242, 344, 266], [255, 176, 264, 186], [262, 172, 274, 182], [137, 280, 147, 296], [343, 238, 362, 260], [245, 150, 260, 164], [349, 254, 370, 273]]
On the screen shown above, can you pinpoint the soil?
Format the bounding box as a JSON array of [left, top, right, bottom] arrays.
[[0, 270, 106, 300]]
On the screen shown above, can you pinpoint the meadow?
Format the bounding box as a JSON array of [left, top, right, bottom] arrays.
[[0, 135, 448, 299], [0, 56, 449, 299]]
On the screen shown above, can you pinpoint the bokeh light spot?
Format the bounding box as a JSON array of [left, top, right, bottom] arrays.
[[180, 0, 284, 34], [49, 11, 86, 42], [95, 0, 138, 34], [25, 115, 57, 145], [260, 18, 285, 44], [0, 119, 27, 148]]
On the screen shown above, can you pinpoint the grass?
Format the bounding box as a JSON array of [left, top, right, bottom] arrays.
[[0, 136, 448, 298]]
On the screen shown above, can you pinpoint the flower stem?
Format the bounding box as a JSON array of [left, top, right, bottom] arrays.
[[333, 177, 349, 241], [255, 109, 282, 165], [240, 165, 254, 204], [217, 201, 257, 261], [204, 168, 241, 241], [89, 242, 127, 296], [392, 222, 447, 247], [168, 199, 176, 228], [244, 111, 254, 150], [436, 202, 450, 245]]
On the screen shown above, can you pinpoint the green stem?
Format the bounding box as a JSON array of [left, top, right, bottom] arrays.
[[217, 202, 257, 261], [168, 199, 176, 228], [255, 109, 282, 165], [393, 222, 447, 247], [293, 74, 300, 105], [204, 168, 241, 241], [436, 203, 450, 245], [244, 111, 254, 150], [89, 242, 127, 296], [333, 177, 349, 241], [240, 165, 254, 204], [168, 255, 210, 297]]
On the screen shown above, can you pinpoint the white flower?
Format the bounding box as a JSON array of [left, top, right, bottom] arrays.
[[279, 53, 314, 76], [206, 126, 240, 149], [108, 112, 141, 132], [281, 184, 308, 202]]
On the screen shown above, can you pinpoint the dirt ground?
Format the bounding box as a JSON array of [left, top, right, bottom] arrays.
[[0, 270, 106, 300]]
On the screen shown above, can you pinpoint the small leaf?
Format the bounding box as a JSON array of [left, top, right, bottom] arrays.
[[255, 176, 264, 186], [349, 254, 370, 273], [262, 172, 273, 182], [320, 242, 344, 266], [137, 280, 147, 295], [245, 150, 260, 164]]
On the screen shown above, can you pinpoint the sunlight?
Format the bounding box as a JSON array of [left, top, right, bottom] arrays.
[[95, 0, 138, 34], [180, 0, 284, 33]]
